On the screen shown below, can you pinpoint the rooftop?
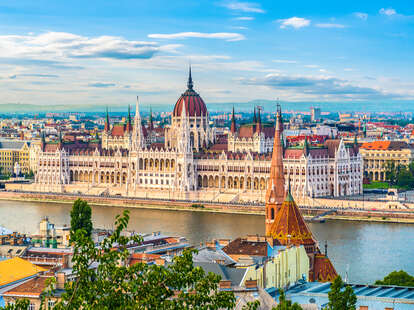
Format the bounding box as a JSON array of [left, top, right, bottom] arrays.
[[280, 281, 414, 309], [0, 257, 46, 287]]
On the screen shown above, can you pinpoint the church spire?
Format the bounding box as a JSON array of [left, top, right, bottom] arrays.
[[187, 65, 194, 90], [132, 96, 144, 150], [149, 106, 154, 130], [126, 105, 132, 132], [303, 136, 309, 156], [178, 97, 191, 153], [104, 107, 110, 132], [256, 107, 262, 134], [253, 106, 257, 123], [57, 130, 63, 150], [265, 104, 286, 235], [230, 106, 236, 134]]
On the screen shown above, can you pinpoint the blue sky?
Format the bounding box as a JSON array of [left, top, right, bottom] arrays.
[[0, 0, 413, 110]]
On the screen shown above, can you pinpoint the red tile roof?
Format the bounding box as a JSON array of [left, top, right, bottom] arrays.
[[222, 237, 267, 257]]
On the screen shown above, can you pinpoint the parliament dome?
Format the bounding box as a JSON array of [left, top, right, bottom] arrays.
[[173, 67, 208, 117]]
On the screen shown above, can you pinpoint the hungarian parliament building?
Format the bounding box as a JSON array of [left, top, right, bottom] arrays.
[[31, 69, 363, 203]]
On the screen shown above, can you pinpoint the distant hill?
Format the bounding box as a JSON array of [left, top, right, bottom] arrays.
[[0, 100, 413, 114]]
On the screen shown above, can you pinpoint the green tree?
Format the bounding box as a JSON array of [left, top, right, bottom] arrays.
[[70, 198, 92, 240], [47, 209, 235, 309], [384, 161, 397, 185], [324, 276, 357, 310], [375, 270, 414, 287], [26, 169, 34, 179], [396, 168, 414, 189], [1, 299, 29, 310], [274, 289, 302, 310]]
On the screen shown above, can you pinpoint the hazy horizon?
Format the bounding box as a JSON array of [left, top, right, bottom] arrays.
[[1, 1, 414, 110]]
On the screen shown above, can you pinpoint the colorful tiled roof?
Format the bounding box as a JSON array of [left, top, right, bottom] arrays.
[[313, 254, 338, 282], [267, 193, 316, 246], [0, 257, 46, 287], [360, 140, 409, 151]]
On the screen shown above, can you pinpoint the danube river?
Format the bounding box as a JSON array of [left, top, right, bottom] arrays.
[[1, 199, 413, 284]]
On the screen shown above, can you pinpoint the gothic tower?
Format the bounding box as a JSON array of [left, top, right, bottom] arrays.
[[265, 104, 286, 235], [132, 96, 144, 151]]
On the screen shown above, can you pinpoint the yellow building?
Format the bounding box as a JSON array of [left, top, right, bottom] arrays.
[[360, 141, 414, 181], [242, 245, 309, 289], [0, 140, 31, 175]]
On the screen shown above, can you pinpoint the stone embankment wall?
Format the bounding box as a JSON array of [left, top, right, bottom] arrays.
[[2, 190, 414, 222]]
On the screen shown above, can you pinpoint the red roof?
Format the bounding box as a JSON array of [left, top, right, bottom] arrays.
[[111, 124, 125, 137], [173, 89, 208, 117], [238, 125, 275, 138]]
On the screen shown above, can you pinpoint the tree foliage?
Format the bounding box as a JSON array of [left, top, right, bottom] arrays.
[[375, 270, 414, 287], [324, 276, 356, 310], [0, 300, 29, 310], [44, 208, 233, 309], [384, 161, 414, 189], [274, 289, 302, 310], [70, 198, 93, 240]]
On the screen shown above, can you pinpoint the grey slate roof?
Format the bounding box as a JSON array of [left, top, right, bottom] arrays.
[[0, 140, 30, 150], [194, 262, 246, 286], [193, 247, 237, 266]]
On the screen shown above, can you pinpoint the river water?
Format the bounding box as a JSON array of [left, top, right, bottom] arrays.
[[1, 200, 413, 284]]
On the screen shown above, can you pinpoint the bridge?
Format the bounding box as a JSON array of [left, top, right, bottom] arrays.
[[310, 209, 337, 222]]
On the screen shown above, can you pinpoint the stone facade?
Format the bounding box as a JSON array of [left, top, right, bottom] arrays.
[[360, 140, 414, 181], [31, 70, 363, 202]]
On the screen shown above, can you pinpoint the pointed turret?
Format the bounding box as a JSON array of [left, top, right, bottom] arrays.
[[149, 106, 154, 130], [126, 105, 132, 132], [253, 106, 257, 123], [256, 107, 262, 134], [178, 98, 191, 153], [57, 130, 63, 150], [265, 104, 286, 235], [187, 65, 194, 90], [303, 136, 309, 156], [132, 96, 144, 150], [104, 107, 110, 132], [230, 106, 236, 134], [267, 160, 315, 245], [41, 131, 46, 152]]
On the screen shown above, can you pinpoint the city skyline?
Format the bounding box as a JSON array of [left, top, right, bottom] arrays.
[[0, 1, 414, 109]]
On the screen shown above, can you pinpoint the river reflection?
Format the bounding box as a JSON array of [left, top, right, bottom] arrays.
[[1, 200, 413, 284]]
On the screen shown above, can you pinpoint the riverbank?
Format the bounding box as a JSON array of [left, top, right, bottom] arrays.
[[1, 191, 414, 224]]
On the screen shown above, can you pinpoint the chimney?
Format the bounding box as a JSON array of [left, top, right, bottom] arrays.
[[245, 279, 258, 289], [56, 272, 66, 290], [219, 280, 232, 289]]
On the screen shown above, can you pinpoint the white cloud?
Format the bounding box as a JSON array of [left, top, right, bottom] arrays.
[[233, 16, 254, 20], [220, 2, 265, 13], [0, 32, 173, 61], [379, 8, 397, 16], [278, 17, 311, 29], [230, 26, 248, 30], [304, 64, 319, 68], [315, 23, 346, 28], [148, 32, 245, 42], [344, 68, 354, 72], [272, 59, 297, 64], [354, 12, 368, 20], [241, 73, 402, 100]]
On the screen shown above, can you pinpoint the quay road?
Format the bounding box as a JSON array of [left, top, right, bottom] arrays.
[[1, 189, 414, 223]]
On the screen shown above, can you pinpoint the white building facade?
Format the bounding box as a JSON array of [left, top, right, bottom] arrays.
[[31, 70, 363, 201]]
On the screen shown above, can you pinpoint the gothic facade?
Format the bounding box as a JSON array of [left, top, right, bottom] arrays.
[[32, 69, 363, 202]]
